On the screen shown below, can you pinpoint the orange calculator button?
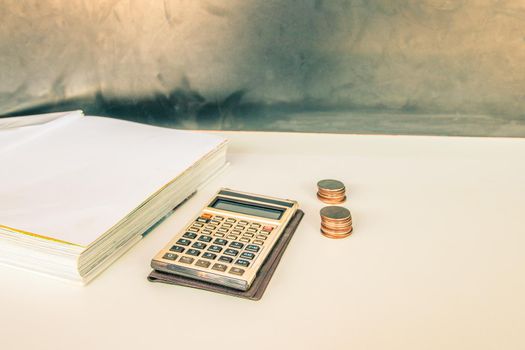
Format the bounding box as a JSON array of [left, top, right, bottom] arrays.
[[201, 213, 213, 219]]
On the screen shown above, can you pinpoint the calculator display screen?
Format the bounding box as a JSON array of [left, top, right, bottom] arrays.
[[211, 198, 284, 220]]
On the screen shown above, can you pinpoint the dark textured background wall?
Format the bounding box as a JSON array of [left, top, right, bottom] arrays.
[[1, 0, 525, 136]]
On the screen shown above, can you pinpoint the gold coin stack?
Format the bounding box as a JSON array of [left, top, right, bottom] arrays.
[[320, 206, 353, 239], [317, 179, 346, 204]]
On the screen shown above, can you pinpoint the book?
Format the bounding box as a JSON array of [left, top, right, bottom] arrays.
[[0, 110, 228, 284]]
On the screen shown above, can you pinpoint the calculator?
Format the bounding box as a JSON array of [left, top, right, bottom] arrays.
[[151, 188, 299, 291]]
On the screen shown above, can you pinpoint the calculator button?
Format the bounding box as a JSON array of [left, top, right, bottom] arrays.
[[214, 216, 224, 221], [262, 226, 274, 232], [225, 218, 236, 223], [214, 238, 228, 245], [196, 259, 211, 268], [208, 245, 223, 253], [235, 259, 250, 267], [198, 235, 212, 242], [170, 245, 185, 253], [218, 228, 228, 233], [227, 235, 238, 240], [222, 223, 233, 228], [202, 252, 217, 260], [201, 213, 213, 219], [245, 244, 260, 252], [253, 240, 264, 245], [212, 263, 228, 272], [210, 220, 221, 225], [242, 233, 254, 238], [176, 239, 191, 246], [206, 225, 217, 230], [234, 225, 245, 230], [239, 220, 249, 225], [250, 223, 261, 228], [188, 227, 199, 232], [186, 249, 201, 256], [202, 229, 213, 235], [229, 267, 245, 276], [229, 241, 244, 249], [232, 230, 242, 235], [196, 217, 209, 223], [256, 235, 267, 240], [192, 222, 204, 228], [240, 252, 255, 260], [192, 242, 207, 249], [179, 256, 194, 264], [218, 256, 233, 263], [162, 253, 178, 260], [213, 233, 225, 237], [247, 228, 257, 233], [224, 249, 239, 256], [239, 238, 250, 243], [183, 232, 197, 239]]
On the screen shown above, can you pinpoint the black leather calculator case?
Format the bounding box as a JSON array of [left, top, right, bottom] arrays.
[[147, 209, 304, 301]]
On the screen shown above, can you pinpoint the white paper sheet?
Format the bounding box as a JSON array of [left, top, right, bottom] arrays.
[[0, 112, 226, 247]]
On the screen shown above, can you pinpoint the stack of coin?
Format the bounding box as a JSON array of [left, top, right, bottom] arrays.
[[320, 206, 353, 239], [317, 179, 346, 204]]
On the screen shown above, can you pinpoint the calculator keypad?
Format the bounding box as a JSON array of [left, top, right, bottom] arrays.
[[161, 214, 276, 279]]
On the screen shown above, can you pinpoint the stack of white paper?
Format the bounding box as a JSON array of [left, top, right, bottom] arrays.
[[0, 111, 228, 284]]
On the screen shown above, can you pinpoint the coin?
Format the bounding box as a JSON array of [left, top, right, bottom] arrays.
[[321, 222, 352, 230], [320, 206, 351, 220], [318, 191, 345, 197], [317, 194, 346, 204], [317, 179, 345, 192], [318, 195, 344, 200], [321, 216, 352, 223], [321, 228, 353, 239], [321, 225, 353, 234], [321, 228, 352, 234], [320, 221, 352, 230]]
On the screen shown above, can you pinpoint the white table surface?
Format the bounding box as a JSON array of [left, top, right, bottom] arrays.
[[1, 131, 524, 350]]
